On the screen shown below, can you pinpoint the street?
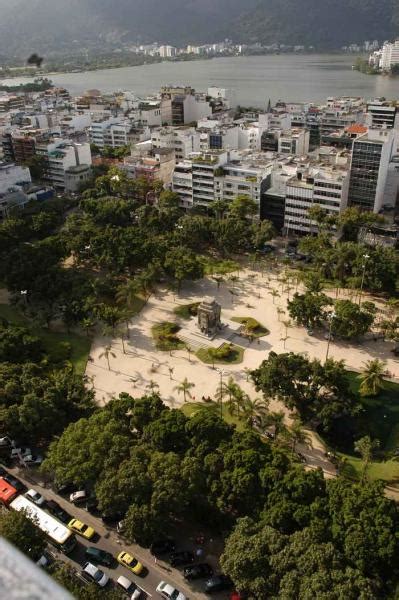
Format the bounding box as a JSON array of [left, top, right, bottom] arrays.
[[5, 466, 231, 600]]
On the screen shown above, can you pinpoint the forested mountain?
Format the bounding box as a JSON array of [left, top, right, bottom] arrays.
[[0, 0, 397, 56]]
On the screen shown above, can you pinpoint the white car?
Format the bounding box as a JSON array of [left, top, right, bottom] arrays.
[[116, 575, 142, 599], [82, 562, 109, 587], [156, 581, 187, 600], [26, 488, 46, 506], [70, 490, 87, 504]]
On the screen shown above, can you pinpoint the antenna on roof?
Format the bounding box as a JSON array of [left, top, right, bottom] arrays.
[[267, 99, 272, 114]]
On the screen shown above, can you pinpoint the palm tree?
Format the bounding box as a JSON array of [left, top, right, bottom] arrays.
[[282, 319, 292, 337], [146, 379, 160, 392], [269, 289, 280, 304], [208, 348, 219, 369], [280, 335, 289, 350], [242, 396, 269, 428], [99, 344, 116, 371], [185, 344, 194, 363], [80, 317, 95, 338], [263, 411, 287, 442], [215, 377, 241, 415], [354, 435, 380, 483], [174, 378, 195, 403], [358, 359, 386, 397], [116, 279, 140, 309], [289, 419, 312, 452]]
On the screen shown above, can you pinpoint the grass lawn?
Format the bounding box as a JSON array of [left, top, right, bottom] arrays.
[[324, 371, 399, 484], [196, 343, 244, 365], [0, 304, 91, 376], [173, 302, 200, 320], [181, 401, 246, 432], [151, 321, 185, 352], [340, 454, 399, 485], [231, 316, 269, 338]]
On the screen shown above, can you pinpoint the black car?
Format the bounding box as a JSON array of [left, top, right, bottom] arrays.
[[184, 563, 213, 580], [85, 546, 114, 567], [46, 500, 71, 524], [3, 473, 25, 491], [205, 575, 233, 594], [169, 551, 195, 567], [150, 539, 176, 556]]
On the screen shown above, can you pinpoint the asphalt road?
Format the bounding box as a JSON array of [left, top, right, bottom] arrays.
[[5, 466, 231, 600]]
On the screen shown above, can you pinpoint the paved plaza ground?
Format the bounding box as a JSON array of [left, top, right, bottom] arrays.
[[86, 266, 399, 408], [86, 266, 399, 480]]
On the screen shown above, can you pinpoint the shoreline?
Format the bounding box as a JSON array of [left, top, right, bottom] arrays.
[[0, 51, 360, 81]]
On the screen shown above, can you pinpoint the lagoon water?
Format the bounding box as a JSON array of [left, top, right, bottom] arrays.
[[3, 54, 399, 106]]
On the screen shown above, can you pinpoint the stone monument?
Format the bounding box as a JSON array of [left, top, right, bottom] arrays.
[[197, 298, 222, 337]]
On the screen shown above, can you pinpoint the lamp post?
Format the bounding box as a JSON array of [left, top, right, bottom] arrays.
[[216, 368, 227, 419], [20, 289, 28, 305], [358, 254, 370, 306], [325, 311, 336, 362]]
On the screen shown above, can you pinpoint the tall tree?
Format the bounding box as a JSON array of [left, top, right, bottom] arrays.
[[358, 359, 386, 397]]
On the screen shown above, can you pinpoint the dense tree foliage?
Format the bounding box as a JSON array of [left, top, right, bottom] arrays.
[[0, 509, 46, 560], [42, 393, 399, 598], [251, 352, 359, 432]]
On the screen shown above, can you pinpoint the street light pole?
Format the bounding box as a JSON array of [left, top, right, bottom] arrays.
[[358, 254, 370, 306], [216, 368, 226, 419], [325, 311, 336, 362]]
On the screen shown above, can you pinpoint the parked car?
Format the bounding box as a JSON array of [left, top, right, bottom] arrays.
[[46, 500, 71, 524], [68, 518, 95, 540], [184, 563, 213, 580], [85, 546, 114, 567], [156, 581, 187, 600], [170, 550, 195, 567], [82, 562, 109, 587], [150, 539, 176, 555], [116, 575, 143, 599], [3, 473, 25, 491], [22, 453, 43, 466], [26, 488, 46, 507], [117, 551, 143, 575], [70, 490, 87, 504], [205, 575, 233, 594]]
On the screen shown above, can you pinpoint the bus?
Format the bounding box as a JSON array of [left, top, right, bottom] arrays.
[[9, 495, 76, 554]]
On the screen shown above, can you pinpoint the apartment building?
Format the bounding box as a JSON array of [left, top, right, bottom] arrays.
[[366, 101, 399, 129], [0, 163, 32, 194], [348, 128, 398, 212], [151, 127, 200, 160], [320, 97, 365, 145], [35, 138, 91, 189], [89, 118, 131, 148], [0, 95, 25, 113], [284, 166, 349, 234], [122, 148, 175, 185], [278, 128, 310, 156]]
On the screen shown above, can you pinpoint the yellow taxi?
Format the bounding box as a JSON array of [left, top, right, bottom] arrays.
[[68, 518, 95, 540], [117, 551, 143, 575]]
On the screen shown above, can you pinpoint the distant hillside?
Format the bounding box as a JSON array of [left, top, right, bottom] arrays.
[[0, 0, 397, 56]]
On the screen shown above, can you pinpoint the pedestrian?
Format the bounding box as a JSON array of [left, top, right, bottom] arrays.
[[154, 556, 157, 564]]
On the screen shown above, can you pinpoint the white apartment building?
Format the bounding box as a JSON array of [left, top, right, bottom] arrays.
[[36, 138, 91, 189], [320, 97, 365, 143], [379, 40, 399, 71], [159, 46, 176, 58], [278, 128, 310, 156], [89, 118, 131, 148], [59, 113, 92, 136], [172, 150, 269, 211], [285, 166, 349, 234], [151, 127, 200, 160], [0, 162, 31, 194]]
